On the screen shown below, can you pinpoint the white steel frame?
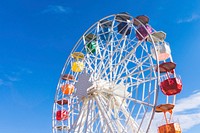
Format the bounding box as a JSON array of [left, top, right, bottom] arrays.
[[52, 13, 175, 133]]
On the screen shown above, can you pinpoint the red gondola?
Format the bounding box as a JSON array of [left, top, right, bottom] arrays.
[[157, 62, 182, 96], [56, 110, 69, 121], [160, 78, 182, 96]]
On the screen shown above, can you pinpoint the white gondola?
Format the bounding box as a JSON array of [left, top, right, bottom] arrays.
[[151, 42, 171, 61]]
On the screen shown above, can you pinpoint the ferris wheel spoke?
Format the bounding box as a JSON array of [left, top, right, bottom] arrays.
[[112, 37, 131, 80], [96, 31, 134, 79], [92, 96, 113, 132], [70, 99, 89, 132], [109, 35, 133, 80], [113, 62, 155, 85], [95, 42, 113, 80], [96, 55, 111, 81], [84, 57, 96, 72], [111, 38, 137, 79], [99, 89, 154, 108], [97, 104, 109, 132], [85, 98, 104, 133], [100, 41, 143, 80], [112, 43, 149, 82], [101, 93, 131, 132], [83, 99, 94, 132], [114, 53, 152, 83], [121, 105, 143, 133], [99, 89, 146, 133], [94, 94, 116, 133], [85, 110, 100, 132], [97, 40, 111, 68], [99, 93, 128, 132], [115, 67, 153, 83], [127, 77, 157, 90]]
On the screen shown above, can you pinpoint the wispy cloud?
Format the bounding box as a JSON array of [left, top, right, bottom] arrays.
[[42, 5, 73, 14], [0, 67, 32, 88], [174, 91, 200, 131], [149, 91, 200, 132], [5, 74, 20, 82], [174, 91, 200, 112], [175, 112, 200, 131], [177, 14, 200, 23], [0, 78, 14, 88]]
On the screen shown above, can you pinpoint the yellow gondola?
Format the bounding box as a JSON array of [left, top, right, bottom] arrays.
[[71, 61, 84, 72], [71, 52, 85, 72]]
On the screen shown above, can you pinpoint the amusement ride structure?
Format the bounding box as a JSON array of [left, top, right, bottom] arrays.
[[52, 13, 183, 133]]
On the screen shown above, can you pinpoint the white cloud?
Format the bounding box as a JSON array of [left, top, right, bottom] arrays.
[[42, 5, 73, 14], [174, 91, 200, 112], [174, 91, 200, 131], [176, 113, 200, 131], [177, 14, 200, 23]]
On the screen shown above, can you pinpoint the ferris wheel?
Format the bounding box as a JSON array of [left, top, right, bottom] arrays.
[[52, 13, 182, 133]]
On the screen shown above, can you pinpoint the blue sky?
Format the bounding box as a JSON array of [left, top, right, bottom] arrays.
[[0, 0, 200, 133]]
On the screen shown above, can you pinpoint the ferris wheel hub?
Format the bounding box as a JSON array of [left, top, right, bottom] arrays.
[[75, 76, 130, 109]]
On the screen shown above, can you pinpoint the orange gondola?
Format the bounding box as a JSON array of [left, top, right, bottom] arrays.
[[61, 84, 75, 95], [158, 123, 182, 133], [156, 104, 182, 133]]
